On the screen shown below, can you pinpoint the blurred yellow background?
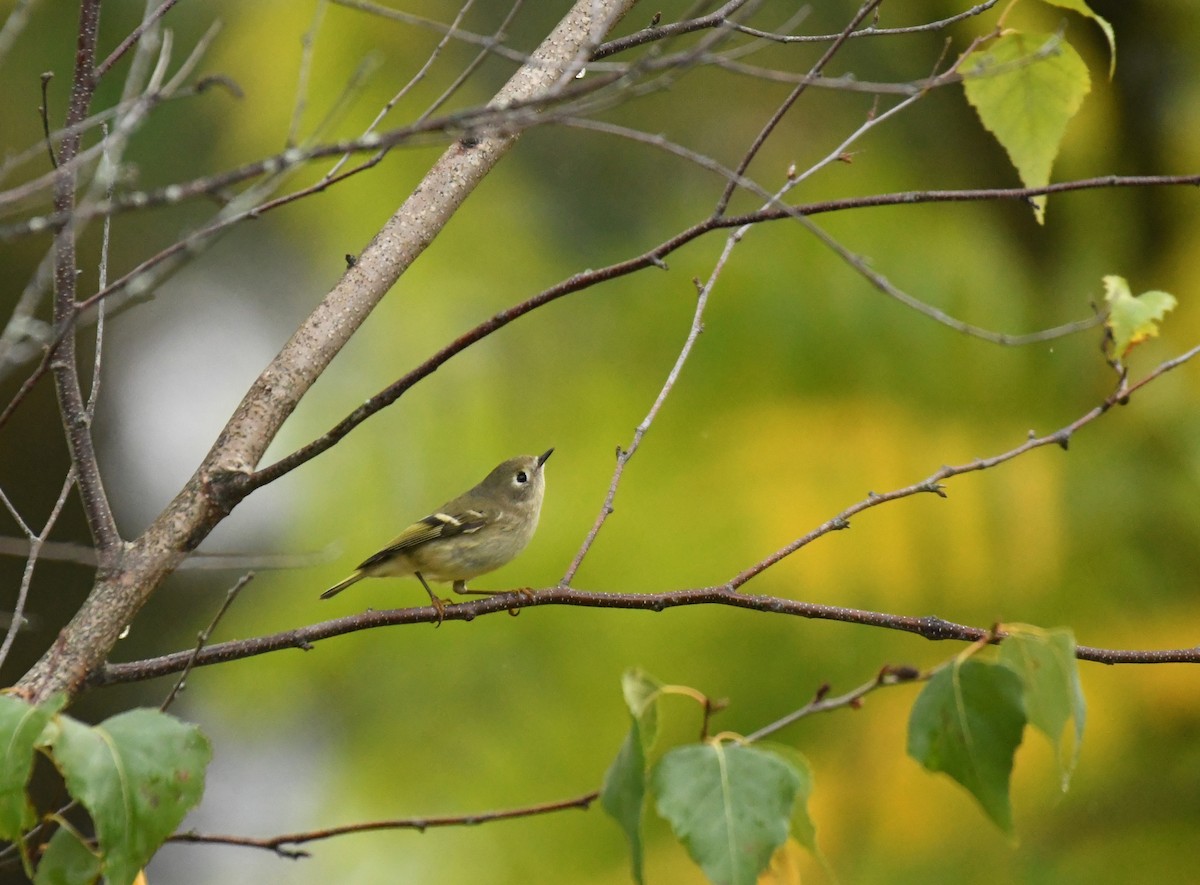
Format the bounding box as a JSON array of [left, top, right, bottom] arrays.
[[1, 1, 1198, 883]]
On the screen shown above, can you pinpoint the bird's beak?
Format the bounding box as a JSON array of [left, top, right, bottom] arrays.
[[538, 448, 554, 468]]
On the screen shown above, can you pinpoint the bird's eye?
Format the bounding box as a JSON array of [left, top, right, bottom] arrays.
[[516, 471, 529, 484]]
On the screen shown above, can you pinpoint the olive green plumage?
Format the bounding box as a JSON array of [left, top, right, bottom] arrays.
[[321, 450, 552, 615]]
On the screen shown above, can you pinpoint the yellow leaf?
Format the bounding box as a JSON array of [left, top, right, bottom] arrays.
[[1103, 275, 1177, 358]]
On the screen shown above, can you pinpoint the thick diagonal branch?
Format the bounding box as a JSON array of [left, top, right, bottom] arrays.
[[17, 0, 637, 703]]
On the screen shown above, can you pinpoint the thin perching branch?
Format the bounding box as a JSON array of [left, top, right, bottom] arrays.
[[91, 584, 1200, 689], [89, 341, 1200, 688]]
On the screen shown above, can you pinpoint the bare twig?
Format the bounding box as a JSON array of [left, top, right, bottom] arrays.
[[49, 0, 121, 560], [422, 1, 525, 122], [93, 0, 180, 79], [707, 59, 953, 93], [800, 215, 1107, 344], [0, 122, 117, 671], [731, 1, 1000, 43], [558, 49, 1039, 578], [0, 471, 75, 669], [715, 0, 884, 216], [161, 573, 253, 711], [563, 155, 778, 581], [333, 0, 742, 71], [0, 485, 33, 537], [167, 791, 598, 858], [560, 272, 710, 583], [306, 54, 383, 148], [744, 666, 922, 743], [560, 117, 765, 193], [289, 0, 328, 147], [38, 73, 56, 169], [89, 126, 111, 417], [730, 344, 1200, 586], [593, 0, 755, 60], [330, 0, 537, 68], [319, 0, 488, 183]]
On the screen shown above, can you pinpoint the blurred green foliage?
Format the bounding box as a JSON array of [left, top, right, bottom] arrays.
[[1, 1, 1198, 883]]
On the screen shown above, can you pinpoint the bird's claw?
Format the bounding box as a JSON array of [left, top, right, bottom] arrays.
[[506, 587, 536, 616]]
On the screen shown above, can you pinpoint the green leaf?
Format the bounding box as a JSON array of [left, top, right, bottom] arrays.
[[907, 659, 1026, 833], [602, 670, 665, 884], [1103, 275, 1178, 358], [653, 742, 800, 885], [0, 694, 65, 841], [33, 825, 102, 885], [601, 723, 648, 885], [1000, 625, 1086, 789], [962, 32, 1091, 222], [1040, 0, 1116, 76], [42, 709, 210, 885], [753, 743, 817, 853], [0, 693, 67, 877], [621, 668, 662, 752]]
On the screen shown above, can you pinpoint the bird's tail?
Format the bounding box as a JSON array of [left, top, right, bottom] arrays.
[[320, 572, 363, 599]]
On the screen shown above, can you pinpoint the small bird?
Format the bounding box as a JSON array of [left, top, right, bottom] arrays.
[[321, 449, 553, 621]]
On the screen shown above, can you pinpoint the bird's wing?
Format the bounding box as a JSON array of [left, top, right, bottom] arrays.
[[357, 509, 488, 569]]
